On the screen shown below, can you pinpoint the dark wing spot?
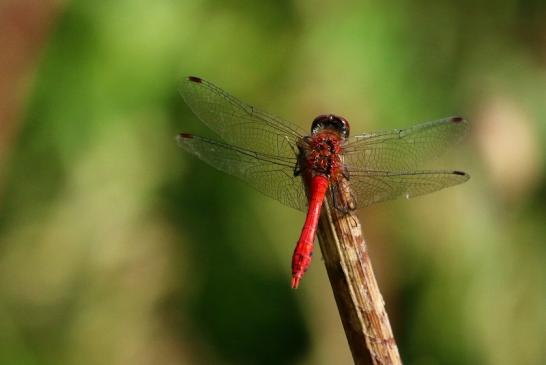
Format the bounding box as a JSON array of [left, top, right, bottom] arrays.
[[451, 116, 464, 123], [178, 133, 194, 139], [187, 76, 203, 83], [453, 170, 467, 176]]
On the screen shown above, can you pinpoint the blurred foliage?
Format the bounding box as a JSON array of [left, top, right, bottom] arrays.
[[1, 0, 545, 364]]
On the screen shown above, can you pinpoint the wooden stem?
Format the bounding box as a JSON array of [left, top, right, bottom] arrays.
[[315, 178, 403, 365]]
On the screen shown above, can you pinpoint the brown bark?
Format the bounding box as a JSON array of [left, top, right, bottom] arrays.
[[316, 178, 402, 365]]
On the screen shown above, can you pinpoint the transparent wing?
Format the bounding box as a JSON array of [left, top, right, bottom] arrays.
[[348, 169, 470, 207], [180, 76, 306, 159], [343, 116, 468, 171], [177, 133, 307, 211]]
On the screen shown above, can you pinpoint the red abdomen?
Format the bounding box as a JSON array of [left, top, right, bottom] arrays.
[[291, 174, 329, 288]]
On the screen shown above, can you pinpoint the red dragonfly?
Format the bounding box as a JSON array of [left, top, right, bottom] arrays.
[[177, 76, 469, 288]]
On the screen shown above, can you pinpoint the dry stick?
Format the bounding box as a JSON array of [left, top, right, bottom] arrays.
[[315, 178, 402, 365]]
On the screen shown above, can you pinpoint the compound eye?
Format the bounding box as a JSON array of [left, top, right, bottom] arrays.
[[336, 116, 350, 138], [311, 115, 329, 134]]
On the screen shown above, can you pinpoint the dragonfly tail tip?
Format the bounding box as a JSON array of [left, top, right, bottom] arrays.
[[291, 276, 301, 289]]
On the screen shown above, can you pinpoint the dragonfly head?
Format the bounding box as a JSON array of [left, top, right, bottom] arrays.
[[311, 114, 350, 139]]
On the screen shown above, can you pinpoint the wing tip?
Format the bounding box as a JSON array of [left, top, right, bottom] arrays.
[[450, 116, 467, 124], [176, 133, 194, 145], [453, 170, 470, 180], [187, 76, 203, 83]]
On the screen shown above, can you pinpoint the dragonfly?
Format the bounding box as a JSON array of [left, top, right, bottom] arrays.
[[177, 76, 470, 288]]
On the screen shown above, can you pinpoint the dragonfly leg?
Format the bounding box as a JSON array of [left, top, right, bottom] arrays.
[[342, 166, 350, 180], [330, 185, 352, 214], [293, 161, 301, 177]]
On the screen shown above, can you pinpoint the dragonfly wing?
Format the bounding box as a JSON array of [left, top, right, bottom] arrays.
[[343, 117, 468, 172], [177, 133, 307, 211], [180, 76, 306, 159], [348, 170, 470, 207]]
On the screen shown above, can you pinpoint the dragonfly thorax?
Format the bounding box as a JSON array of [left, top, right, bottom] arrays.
[[299, 132, 345, 179]]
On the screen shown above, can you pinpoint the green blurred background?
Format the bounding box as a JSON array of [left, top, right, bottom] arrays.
[[1, 0, 545, 364]]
